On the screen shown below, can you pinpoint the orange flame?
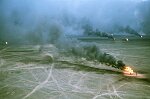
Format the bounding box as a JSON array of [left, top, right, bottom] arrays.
[[124, 66, 134, 74]]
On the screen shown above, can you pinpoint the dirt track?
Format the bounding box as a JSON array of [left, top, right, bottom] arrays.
[[0, 40, 150, 99]]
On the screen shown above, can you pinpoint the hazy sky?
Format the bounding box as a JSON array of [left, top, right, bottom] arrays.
[[0, 0, 149, 44]]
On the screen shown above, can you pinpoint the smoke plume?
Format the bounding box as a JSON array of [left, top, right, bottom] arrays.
[[70, 44, 126, 70], [0, 0, 150, 44]]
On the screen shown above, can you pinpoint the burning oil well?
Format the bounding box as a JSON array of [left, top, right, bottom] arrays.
[[82, 24, 115, 40], [69, 43, 146, 78], [118, 26, 142, 37]]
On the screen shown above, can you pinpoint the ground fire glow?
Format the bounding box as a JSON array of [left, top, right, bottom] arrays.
[[123, 66, 134, 75], [123, 66, 146, 78]]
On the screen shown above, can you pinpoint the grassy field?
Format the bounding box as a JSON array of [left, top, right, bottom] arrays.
[[0, 39, 150, 99]]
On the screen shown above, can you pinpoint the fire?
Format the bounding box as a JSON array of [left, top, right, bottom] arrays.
[[123, 66, 146, 78], [123, 66, 134, 74]]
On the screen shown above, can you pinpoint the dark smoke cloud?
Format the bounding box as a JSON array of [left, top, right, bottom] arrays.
[[70, 44, 126, 70], [2, 0, 149, 70], [138, 0, 150, 35], [0, 0, 149, 44], [117, 25, 142, 37]]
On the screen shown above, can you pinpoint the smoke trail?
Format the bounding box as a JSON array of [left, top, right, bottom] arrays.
[[0, 0, 148, 70], [0, 0, 149, 44], [118, 25, 142, 37], [70, 44, 126, 70]]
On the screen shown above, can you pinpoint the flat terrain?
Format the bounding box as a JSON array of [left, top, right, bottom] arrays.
[[0, 39, 150, 99]]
